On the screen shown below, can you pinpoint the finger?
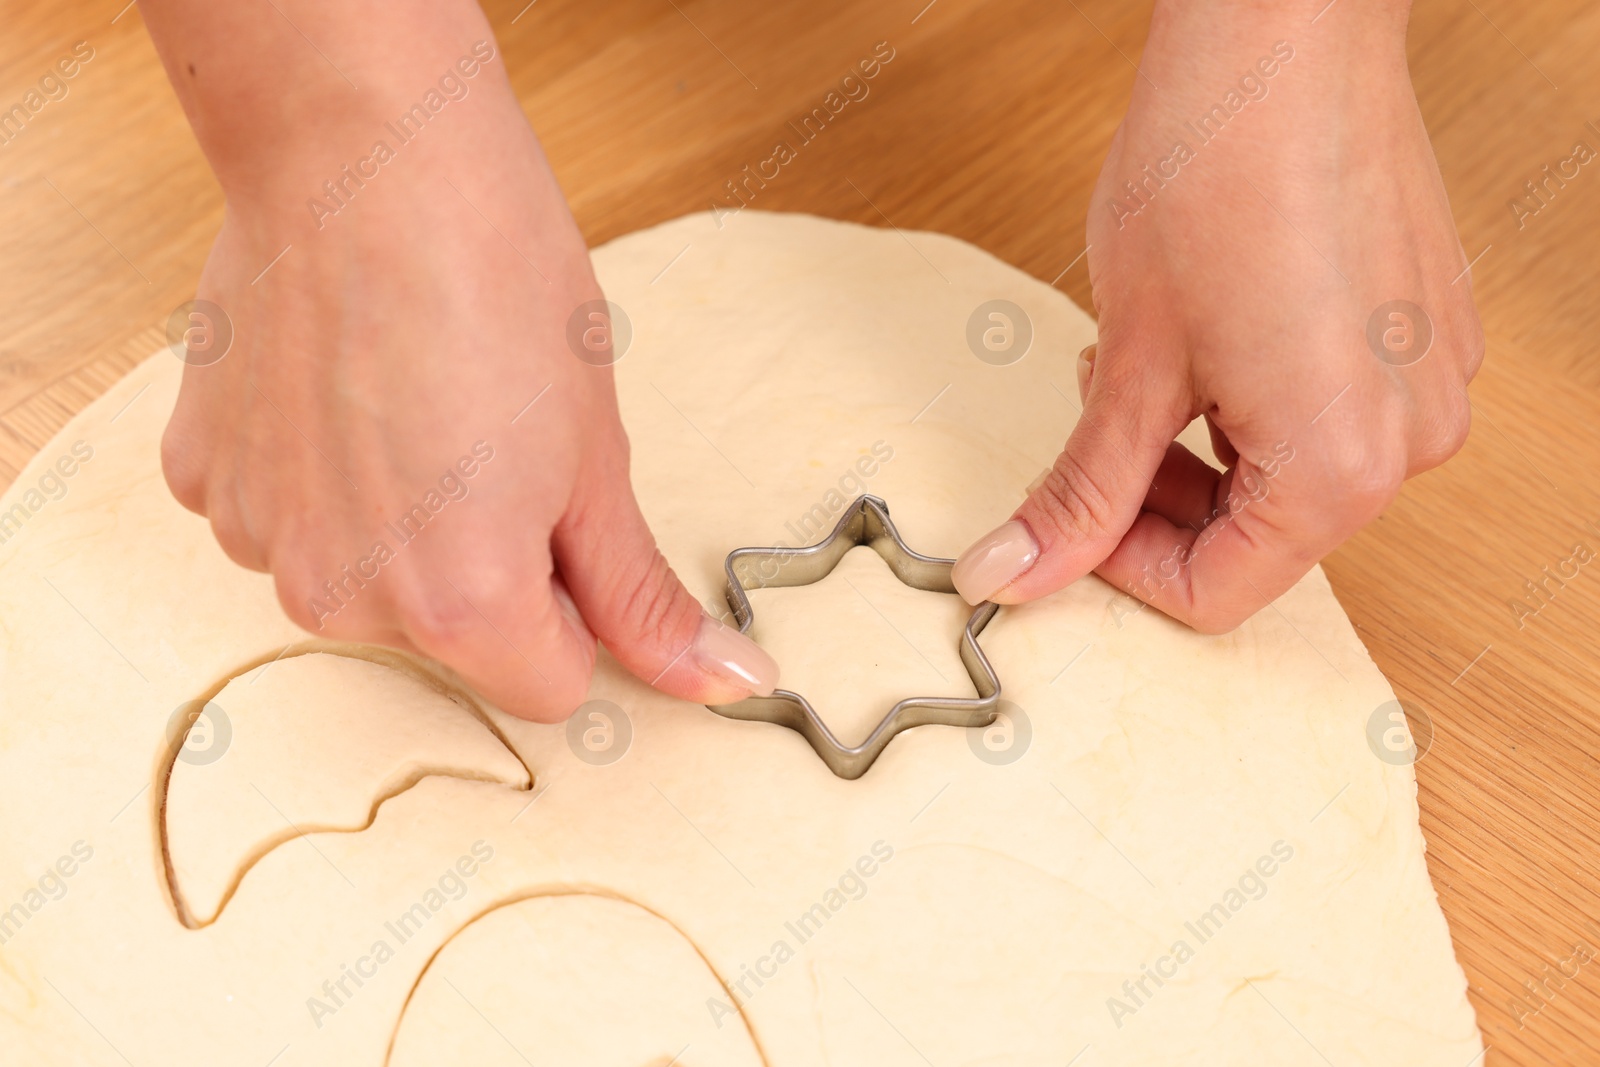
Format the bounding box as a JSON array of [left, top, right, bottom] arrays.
[[1075, 343, 1096, 402], [161, 335, 243, 516], [952, 337, 1191, 604], [1141, 441, 1223, 531], [1401, 373, 1472, 476], [1095, 431, 1404, 632], [268, 550, 427, 656], [180, 416, 269, 572], [160, 394, 214, 517], [210, 453, 274, 572], [1204, 412, 1240, 468], [383, 543, 600, 724], [554, 432, 779, 706], [207, 489, 269, 573], [298, 607, 424, 657]]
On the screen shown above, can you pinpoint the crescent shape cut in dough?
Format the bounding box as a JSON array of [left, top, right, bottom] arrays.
[[163, 650, 532, 928], [0, 210, 1479, 1066]]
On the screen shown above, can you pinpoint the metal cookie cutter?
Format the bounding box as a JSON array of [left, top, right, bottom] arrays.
[[708, 495, 1002, 780]]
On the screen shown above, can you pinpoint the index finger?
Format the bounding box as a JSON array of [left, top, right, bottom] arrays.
[[1093, 433, 1404, 633]]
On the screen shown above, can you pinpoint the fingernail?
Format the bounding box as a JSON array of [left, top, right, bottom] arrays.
[[692, 615, 779, 696], [1076, 342, 1097, 402], [952, 520, 1040, 604]]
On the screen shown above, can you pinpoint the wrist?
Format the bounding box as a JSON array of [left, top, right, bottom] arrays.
[[1149, 0, 1411, 29], [142, 0, 518, 203], [1146, 0, 1411, 57], [1140, 0, 1412, 99]]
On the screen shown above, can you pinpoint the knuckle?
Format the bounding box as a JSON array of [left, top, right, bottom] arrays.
[[1323, 437, 1405, 518], [1459, 307, 1487, 381], [1459, 302, 1491, 382], [278, 597, 320, 636], [160, 424, 209, 516], [275, 563, 334, 634], [388, 556, 592, 715], [392, 568, 503, 650], [208, 504, 265, 573], [1416, 388, 1472, 469]]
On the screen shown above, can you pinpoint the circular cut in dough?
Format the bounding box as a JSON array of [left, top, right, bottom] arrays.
[[0, 211, 1479, 1066]]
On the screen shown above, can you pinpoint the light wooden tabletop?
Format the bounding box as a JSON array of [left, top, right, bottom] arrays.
[[2, 1, 1597, 1061]]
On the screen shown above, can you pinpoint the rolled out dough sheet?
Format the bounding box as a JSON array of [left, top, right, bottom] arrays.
[[0, 210, 1479, 1065]]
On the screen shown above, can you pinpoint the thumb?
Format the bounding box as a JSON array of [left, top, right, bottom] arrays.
[[952, 341, 1189, 604], [554, 443, 779, 705]]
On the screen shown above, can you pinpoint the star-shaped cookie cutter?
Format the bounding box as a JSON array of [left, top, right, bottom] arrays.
[[708, 495, 1002, 780]]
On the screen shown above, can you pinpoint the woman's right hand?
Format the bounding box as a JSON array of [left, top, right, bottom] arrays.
[[146, 0, 779, 721]]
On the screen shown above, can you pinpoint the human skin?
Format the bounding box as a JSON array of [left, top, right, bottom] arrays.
[[951, 0, 1482, 627], [141, 0, 778, 723], [144, 0, 1479, 723]]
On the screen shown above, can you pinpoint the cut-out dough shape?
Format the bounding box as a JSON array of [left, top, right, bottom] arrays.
[[0, 211, 1479, 1066], [746, 545, 973, 745], [164, 651, 530, 927], [713, 496, 1001, 780], [389, 893, 767, 1066]]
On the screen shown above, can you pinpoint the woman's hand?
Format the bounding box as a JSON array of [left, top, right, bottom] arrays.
[[146, 0, 777, 719], [953, 0, 1482, 630]]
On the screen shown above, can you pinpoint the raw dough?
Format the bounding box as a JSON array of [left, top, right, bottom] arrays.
[[389, 894, 766, 1066], [0, 211, 1480, 1065], [165, 651, 531, 927]]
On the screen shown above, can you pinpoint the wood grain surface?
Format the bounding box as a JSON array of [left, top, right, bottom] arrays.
[[2, 0, 1597, 1061]]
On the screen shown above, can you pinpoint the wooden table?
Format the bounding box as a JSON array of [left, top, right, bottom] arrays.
[[3, 1, 1597, 1061]]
